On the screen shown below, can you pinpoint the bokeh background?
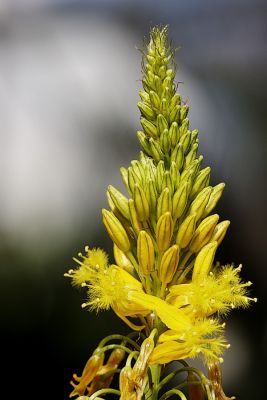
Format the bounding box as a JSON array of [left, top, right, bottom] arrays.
[[1, 0, 266, 398]]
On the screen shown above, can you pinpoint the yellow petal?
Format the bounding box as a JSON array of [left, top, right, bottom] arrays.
[[149, 341, 192, 365]]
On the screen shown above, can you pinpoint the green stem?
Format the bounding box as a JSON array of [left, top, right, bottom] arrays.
[[90, 388, 121, 399], [157, 366, 209, 392], [159, 388, 187, 400], [98, 334, 140, 351]]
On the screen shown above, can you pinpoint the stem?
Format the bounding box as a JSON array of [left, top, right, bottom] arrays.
[[159, 388, 187, 400], [90, 388, 121, 399], [98, 334, 140, 351]]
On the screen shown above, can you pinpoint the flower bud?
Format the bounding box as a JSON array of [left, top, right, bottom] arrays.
[[179, 117, 189, 137], [202, 183, 225, 218], [157, 187, 172, 219], [192, 241, 218, 282], [149, 138, 163, 162], [162, 171, 174, 194], [160, 98, 168, 117], [169, 104, 180, 124], [160, 128, 171, 153], [176, 214, 196, 248], [156, 160, 165, 192], [128, 199, 142, 235], [137, 230, 155, 275], [133, 184, 150, 222], [180, 130, 191, 154], [189, 186, 212, 222], [147, 179, 157, 213], [108, 185, 130, 220], [102, 209, 131, 252], [172, 181, 189, 219], [128, 166, 141, 195], [189, 214, 219, 253], [170, 161, 180, 191], [138, 101, 155, 120], [113, 244, 134, 273], [137, 131, 152, 156], [120, 167, 130, 192], [170, 93, 181, 109], [210, 220, 230, 246], [169, 121, 179, 147], [119, 365, 134, 400], [149, 90, 161, 109], [185, 142, 198, 168], [157, 113, 168, 136], [141, 117, 158, 138], [158, 244, 180, 284], [158, 65, 167, 79], [190, 166, 211, 200], [156, 212, 174, 252], [170, 143, 184, 171], [180, 104, 189, 121]]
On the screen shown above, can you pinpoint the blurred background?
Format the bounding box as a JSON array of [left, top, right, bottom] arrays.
[[0, 0, 266, 398]]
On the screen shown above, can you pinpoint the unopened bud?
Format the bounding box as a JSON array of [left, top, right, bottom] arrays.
[[170, 93, 181, 109], [185, 142, 198, 168], [137, 131, 152, 156], [157, 187, 172, 219], [172, 181, 189, 219], [137, 230, 155, 275], [170, 162, 180, 191], [141, 117, 158, 138], [203, 183, 225, 218], [156, 160, 165, 192], [160, 128, 171, 153], [157, 114, 168, 136], [180, 130, 191, 154], [128, 166, 141, 195], [189, 214, 219, 253], [156, 212, 174, 252], [120, 167, 130, 192], [149, 90, 161, 109], [128, 199, 142, 235], [147, 179, 158, 213], [158, 244, 180, 284], [192, 241, 218, 282], [210, 220, 230, 246], [176, 214, 197, 248], [180, 104, 189, 121], [169, 104, 180, 124], [138, 101, 155, 120], [134, 184, 150, 222], [189, 186, 212, 222], [149, 138, 164, 162], [179, 118, 189, 137], [114, 244, 134, 273], [162, 171, 174, 194], [169, 122, 179, 147], [190, 166, 211, 200], [108, 185, 130, 220], [102, 209, 131, 252], [170, 143, 184, 171]]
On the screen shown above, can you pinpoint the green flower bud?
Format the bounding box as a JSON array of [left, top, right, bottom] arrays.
[[131, 160, 145, 181], [138, 101, 155, 120], [179, 118, 189, 137], [170, 161, 180, 191], [147, 179, 158, 213], [141, 117, 158, 138], [170, 93, 181, 109], [156, 212, 174, 252], [189, 186, 212, 222], [157, 187, 172, 219], [169, 104, 180, 124], [120, 167, 130, 192], [102, 209, 131, 252], [190, 166, 211, 199], [202, 183, 225, 217], [156, 160, 165, 192], [192, 241, 218, 282], [210, 220, 230, 246], [160, 98, 168, 118], [172, 181, 189, 219], [180, 130, 191, 154], [160, 128, 171, 153], [128, 166, 141, 195], [185, 142, 198, 168], [157, 114, 169, 136], [158, 65, 167, 79], [113, 244, 134, 273], [128, 199, 142, 235], [176, 214, 197, 248], [137, 131, 152, 156], [180, 104, 189, 121], [189, 214, 219, 253], [169, 122, 179, 147], [170, 143, 184, 171], [149, 90, 161, 109], [154, 74, 162, 93], [139, 90, 150, 102], [158, 244, 180, 284], [133, 184, 150, 221], [108, 185, 130, 220], [137, 230, 155, 275], [149, 138, 164, 162]]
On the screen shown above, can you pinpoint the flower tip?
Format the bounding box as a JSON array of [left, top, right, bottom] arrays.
[[219, 357, 224, 363], [81, 303, 87, 309], [253, 297, 258, 303]]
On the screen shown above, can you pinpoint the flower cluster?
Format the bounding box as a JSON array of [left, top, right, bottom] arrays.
[[65, 26, 256, 400]]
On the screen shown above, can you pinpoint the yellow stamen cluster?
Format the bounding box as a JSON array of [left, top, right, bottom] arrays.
[[65, 26, 256, 400]]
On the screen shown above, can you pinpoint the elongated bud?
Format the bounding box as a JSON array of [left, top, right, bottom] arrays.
[[180, 104, 189, 121], [170, 162, 180, 191], [137, 131, 152, 156], [189, 214, 219, 253], [170, 93, 181, 109], [141, 117, 158, 138], [102, 209, 131, 252], [190, 166, 211, 199], [119, 365, 134, 400], [156, 160, 165, 192], [113, 244, 134, 273], [157, 113, 168, 136], [137, 230, 155, 275], [210, 220, 230, 246], [147, 179, 157, 212], [160, 98, 168, 117], [138, 101, 155, 120], [158, 244, 180, 284], [179, 117, 189, 137], [149, 137, 164, 162], [128, 166, 141, 194], [134, 184, 150, 221], [172, 181, 189, 219], [192, 241, 218, 281], [180, 130, 191, 154], [149, 90, 161, 109], [108, 185, 130, 220], [139, 89, 150, 102], [162, 171, 174, 194], [131, 160, 144, 181], [128, 199, 142, 235], [156, 212, 174, 252], [185, 142, 198, 167], [169, 121, 179, 147], [157, 187, 172, 219], [120, 167, 130, 192], [169, 104, 180, 124], [203, 183, 225, 217], [189, 186, 212, 222], [176, 214, 196, 248], [160, 128, 171, 153], [170, 143, 184, 171]]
